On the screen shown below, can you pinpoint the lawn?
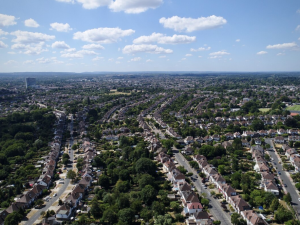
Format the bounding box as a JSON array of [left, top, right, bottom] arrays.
[[286, 105, 300, 111], [259, 108, 271, 112], [109, 90, 131, 95]]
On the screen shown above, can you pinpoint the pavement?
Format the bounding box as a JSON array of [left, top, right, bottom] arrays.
[[173, 149, 232, 225], [265, 138, 300, 216], [22, 115, 75, 225]]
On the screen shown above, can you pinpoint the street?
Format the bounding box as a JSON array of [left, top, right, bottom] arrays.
[[173, 149, 232, 225], [24, 115, 75, 225], [265, 139, 300, 216]]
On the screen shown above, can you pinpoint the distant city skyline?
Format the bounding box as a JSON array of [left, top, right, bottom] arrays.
[[0, 0, 300, 72]]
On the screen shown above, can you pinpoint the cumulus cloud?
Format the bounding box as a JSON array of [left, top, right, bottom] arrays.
[[74, 27, 135, 43], [77, 0, 111, 9], [8, 52, 16, 54], [190, 46, 211, 52], [276, 53, 285, 56], [122, 44, 173, 54], [4, 60, 17, 65], [10, 30, 55, 44], [146, 59, 153, 62], [50, 22, 72, 32], [52, 41, 70, 49], [296, 25, 300, 31], [257, 51, 267, 55], [109, 0, 163, 14], [159, 15, 227, 32], [133, 32, 196, 44], [0, 40, 8, 48], [11, 42, 49, 55], [209, 51, 230, 56], [159, 55, 166, 58], [61, 49, 97, 58], [185, 54, 192, 57], [130, 57, 141, 62], [36, 57, 64, 64], [24, 18, 39, 28], [236, 39, 240, 42], [117, 57, 123, 59], [198, 56, 202, 58], [297, 9, 300, 14], [92, 56, 104, 61], [266, 42, 298, 49], [82, 43, 105, 50], [0, 13, 17, 27], [23, 60, 35, 65], [0, 29, 8, 36]]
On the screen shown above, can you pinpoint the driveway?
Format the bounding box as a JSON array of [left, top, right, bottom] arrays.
[[173, 149, 232, 225], [265, 138, 300, 216]]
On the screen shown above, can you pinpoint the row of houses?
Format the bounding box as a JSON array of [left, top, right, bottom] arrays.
[[140, 95, 169, 117], [192, 154, 268, 225], [0, 112, 66, 225], [55, 140, 96, 220], [282, 144, 300, 172], [155, 152, 212, 225]]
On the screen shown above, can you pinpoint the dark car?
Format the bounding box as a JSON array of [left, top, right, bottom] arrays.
[[284, 184, 287, 187]]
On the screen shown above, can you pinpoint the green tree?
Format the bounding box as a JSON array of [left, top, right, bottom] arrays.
[[218, 165, 226, 175], [154, 214, 173, 225], [138, 174, 155, 189], [283, 193, 292, 203], [90, 200, 102, 218], [140, 185, 156, 205], [66, 170, 76, 180], [4, 212, 23, 225], [118, 208, 134, 225], [98, 174, 110, 189], [135, 158, 156, 175], [102, 208, 118, 224], [270, 198, 279, 212]]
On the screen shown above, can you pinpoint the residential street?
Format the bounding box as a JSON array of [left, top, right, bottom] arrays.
[[24, 115, 75, 225], [265, 139, 300, 216], [173, 149, 232, 225]]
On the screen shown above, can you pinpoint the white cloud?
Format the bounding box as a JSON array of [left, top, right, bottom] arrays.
[[266, 42, 298, 49], [190, 46, 211, 52], [11, 30, 55, 44], [146, 59, 153, 62], [23, 60, 35, 65], [159, 55, 166, 58], [11, 42, 49, 55], [209, 56, 221, 59], [77, 0, 111, 9], [24, 18, 39, 28], [236, 39, 240, 42], [181, 58, 186, 60], [36, 57, 63, 64], [123, 44, 173, 54], [117, 57, 124, 59], [82, 43, 105, 50], [108, 58, 114, 61], [50, 22, 72, 32], [92, 56, 104, 61], [0, 13, 17, 27], [198, 56, 202, 58], [52, 41, 70, 49], [4, 60, 17, 65], [0, 41, 8, 48], [159, 15, 227, 32], [0, 29, 8, 36], [297, 9, 300, 14], [276, 53, 285, 56], [296, 25, 300, 31], [73, 27, 135, 43], [115, 61, 120, 64], [185, 54, 192, 57], [257, 51, 267, 55], [109, 0, 163, 14], [133, 32, 196, 44], [61, 49, 97, 58], [8, 51, 16, 54], [56, 0, 75, 3], [130, 57, 141, 62], [209, 51, 230, 56]]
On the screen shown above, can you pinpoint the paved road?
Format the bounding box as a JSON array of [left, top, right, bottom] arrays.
[[173, 150, 232, 225], [265, 139, 300, 216], [24, 115, 74, 225]]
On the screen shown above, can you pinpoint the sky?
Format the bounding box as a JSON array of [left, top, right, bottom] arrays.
[[0, 0, 300, 72]]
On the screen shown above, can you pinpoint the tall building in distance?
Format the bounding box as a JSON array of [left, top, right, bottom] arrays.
[[25, 78, 36, 89]]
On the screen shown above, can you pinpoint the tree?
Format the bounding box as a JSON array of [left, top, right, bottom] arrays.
[[201, 198, 209, 206], [102, 208, 118, 224], [275, 207, 293, 223], [118, 208, 134, 225], [4, 212, 23, 225], [36, 199, 44, 207], [140, 185, 156, 205], [135, 158, 156, 175], [66, 170, 76, 180], [218, 165, 226, 175], [91, 200, 102, 218], [154, 214, 173, 225], [98, 174, 110, 189], [283, 193, 292, 204], [251, 119, 265, 131], [138, 174, 155, 189], [270, 198, 279, 212]]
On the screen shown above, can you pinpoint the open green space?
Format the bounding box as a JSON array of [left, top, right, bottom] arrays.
[[286, 105, 300, 111], [259, 108, 271, 112]]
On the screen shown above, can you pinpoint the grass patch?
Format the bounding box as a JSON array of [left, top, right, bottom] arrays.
[[259, 108, 271, 112], [286, 105, 300, 111], [109, 91, 131, 96]]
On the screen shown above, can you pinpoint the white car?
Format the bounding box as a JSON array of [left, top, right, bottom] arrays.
[[53, 193, 57, 197]]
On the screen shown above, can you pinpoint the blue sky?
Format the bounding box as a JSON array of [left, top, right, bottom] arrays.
[[0, 0, 299, 72]]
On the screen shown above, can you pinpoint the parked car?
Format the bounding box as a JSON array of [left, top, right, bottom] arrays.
[[284, 184, 287, 187], [278, 171, 281, 175], [53, 193, 57, 197]]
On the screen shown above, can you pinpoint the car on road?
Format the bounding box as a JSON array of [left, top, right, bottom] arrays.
[[274, 162, 276, 165], [298, 198, 300, 201], [63, 167, 66, 170], [284, 184, 287, 187], [278, 171, 281, 175], [53, 193, 57, 197]]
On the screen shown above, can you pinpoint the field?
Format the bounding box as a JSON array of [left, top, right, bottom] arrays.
[[109, 89, 131, 95], [286, 105, 300, 111], [259, 108, 271, 112]]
